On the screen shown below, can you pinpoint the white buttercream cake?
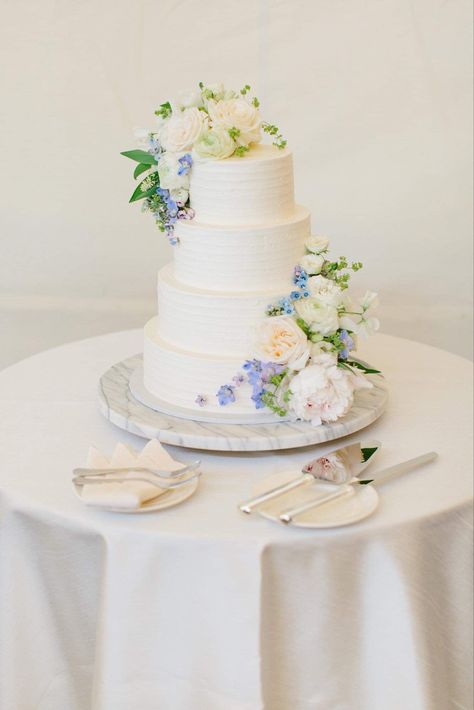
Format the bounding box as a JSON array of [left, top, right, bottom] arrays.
[[143, 145, 310, 414]]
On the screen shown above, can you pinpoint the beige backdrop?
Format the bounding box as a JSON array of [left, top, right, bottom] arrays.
[[0, 0, 472, 367]]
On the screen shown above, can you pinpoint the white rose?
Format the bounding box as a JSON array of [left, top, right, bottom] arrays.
[[160, 107, 204, 153], [308, 275, 344, 307], [295, 298, 339, 336], [157, 152, 189, 191], [255, 316, 310, 371], [194, 127, 236, 160], [305, 235, 330, 254], [288, 355, 371, 426], [299, 254, 324, 275], [208, 98, 261, 146]]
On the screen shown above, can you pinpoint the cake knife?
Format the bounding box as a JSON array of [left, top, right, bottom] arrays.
[[279, 451, 438, 524], [238, 439, 381, 514]]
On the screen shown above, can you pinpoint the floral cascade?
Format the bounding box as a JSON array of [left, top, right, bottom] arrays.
[[203, 236, 381, 426], [121, 82, 286, 245]]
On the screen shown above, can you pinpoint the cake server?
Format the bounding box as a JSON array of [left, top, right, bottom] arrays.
[[279, 451, 438, 524], [238, 440, 381, 514]]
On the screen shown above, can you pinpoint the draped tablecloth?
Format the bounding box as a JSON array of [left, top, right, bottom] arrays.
[[0, 331, 472, 710]]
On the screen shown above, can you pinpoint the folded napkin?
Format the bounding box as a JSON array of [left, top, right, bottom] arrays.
[[80, 439, 182, 510]]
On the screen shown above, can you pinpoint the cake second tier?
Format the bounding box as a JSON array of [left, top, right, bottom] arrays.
[[157, 263, 286, 357]]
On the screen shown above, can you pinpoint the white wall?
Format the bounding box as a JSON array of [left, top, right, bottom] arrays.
[[0, 0, 472, 368]]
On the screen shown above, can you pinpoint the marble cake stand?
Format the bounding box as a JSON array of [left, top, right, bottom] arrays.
[[98, 354, 388, 452]]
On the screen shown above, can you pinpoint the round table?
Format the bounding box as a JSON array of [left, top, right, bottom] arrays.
[[0, 331, 472, 710]]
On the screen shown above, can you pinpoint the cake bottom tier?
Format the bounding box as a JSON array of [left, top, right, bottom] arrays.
[[143, 317, 265, 415]]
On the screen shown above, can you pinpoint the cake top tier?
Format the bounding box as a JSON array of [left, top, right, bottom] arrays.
[[189, 145, 295, 225], [121, 82, 290, 242]]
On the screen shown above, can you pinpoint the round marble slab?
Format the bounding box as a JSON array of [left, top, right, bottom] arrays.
[[98, 354, 388, 452]]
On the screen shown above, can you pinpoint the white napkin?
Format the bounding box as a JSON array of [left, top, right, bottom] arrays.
[[80, 439, 182, 510]]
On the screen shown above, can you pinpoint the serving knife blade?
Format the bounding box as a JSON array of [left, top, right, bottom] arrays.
[[238, 440, 381, 514]]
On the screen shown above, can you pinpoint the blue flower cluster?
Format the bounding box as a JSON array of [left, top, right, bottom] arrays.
[[216, 384, 236, 406], [266, 266, 310, 316], [243, 359, 285, 409]]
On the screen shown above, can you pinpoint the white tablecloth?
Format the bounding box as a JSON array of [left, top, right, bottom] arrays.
[[0, 332, 472, 710]]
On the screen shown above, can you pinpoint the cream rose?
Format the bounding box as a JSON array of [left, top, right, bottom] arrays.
[[207, 98, 261, 146], [295, 298, 339, 336], [305, 235, 330, 254], [299, 254, 324, 275], [160, 107, 204, 153], [255, 316, 310, 371], [194, 127, 236, 160], [308, 275, 344, 307], [171, 89, 203, 111], [157, 152, 189, 191]]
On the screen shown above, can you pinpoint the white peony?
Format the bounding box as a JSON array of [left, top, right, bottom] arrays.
[[305, 235, 330, 254], [157, 152, 189, 191], [299, 254, 324, 275], [295, 298, 339, 336], [160, 107, 204, 153], [308, 275, 344, 307], [194, 127, 236, 160], [255, 316, 310, 371], [288, 354, 372, 426], [207, 98, 261, 146]]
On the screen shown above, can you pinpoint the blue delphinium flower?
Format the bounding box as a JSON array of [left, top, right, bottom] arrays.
[[148, 136, 162, 157], [251, 388, 266, 409], [339, 329, 354, 359], [195, 394, 207, 407], [177, 153, 193, 176], [216, 384, 236, 406]]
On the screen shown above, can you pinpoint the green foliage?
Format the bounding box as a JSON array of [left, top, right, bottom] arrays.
[[154, 101, 172, 119], [234, 145, 250, 157], [296, 318, 311, 337], [121, 150, 158, 165], [228, 127, 241, 140], [262, 122, 287, 149], [129, 172, 159, 203], [361, 446, 378, 462], [133, 162, 151, 179], [345, 358, 381, 375]]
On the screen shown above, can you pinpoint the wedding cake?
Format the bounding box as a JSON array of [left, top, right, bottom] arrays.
[[122, 82, 380, 426]]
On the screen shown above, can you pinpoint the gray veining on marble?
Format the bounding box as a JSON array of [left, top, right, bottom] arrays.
[[98, 354, 388, 452]]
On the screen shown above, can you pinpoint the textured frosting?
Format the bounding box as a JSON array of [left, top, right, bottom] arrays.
[[144, 318, 262, 413], [189, 145, 295, 224], [174, 206, 310, 291], [157, 264, 284, 356]]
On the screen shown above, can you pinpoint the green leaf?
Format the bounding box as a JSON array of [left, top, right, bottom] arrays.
[[296, 318, 311, 337], [133, 163, 151, 179], [121, 150, 158, 165], [129, 173, 159, 203], [358, 479, 374, 485], [346, 359, 381, 375], [361, 446, 378, 462]]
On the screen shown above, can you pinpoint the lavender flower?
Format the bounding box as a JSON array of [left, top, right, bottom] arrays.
[[216, 384, 236, 406], [232, 372, 245, 387], [195, 394, 207, 407], [339, 329, 355, 359]]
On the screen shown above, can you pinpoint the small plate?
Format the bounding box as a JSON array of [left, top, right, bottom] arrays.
[[72, 475, 199, 514], [250, 471, 379, 528]]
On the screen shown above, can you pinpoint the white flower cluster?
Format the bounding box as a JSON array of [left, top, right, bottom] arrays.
[[254, 235, 380, 426], [158, 82, 263, 161]]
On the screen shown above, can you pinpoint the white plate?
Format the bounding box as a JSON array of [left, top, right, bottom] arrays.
[[72, 475, 199, 514], [250, 471, 379, 528]]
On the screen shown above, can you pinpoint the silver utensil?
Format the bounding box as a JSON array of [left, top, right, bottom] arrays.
[[73, 459, 201, 481], [279, 451, 438, 524], [73, 469, 201, 490], [238, 440, 381, 514]]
